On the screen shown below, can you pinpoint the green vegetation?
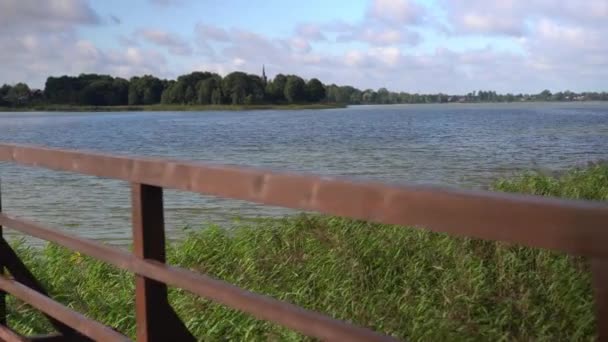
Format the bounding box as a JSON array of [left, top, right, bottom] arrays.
[[7, 165, 607, 340], [1, 71, 607, 111], [493, 163, 608, 200]]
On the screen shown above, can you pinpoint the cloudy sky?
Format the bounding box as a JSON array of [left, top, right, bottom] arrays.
[[1, 0, 607, 93]]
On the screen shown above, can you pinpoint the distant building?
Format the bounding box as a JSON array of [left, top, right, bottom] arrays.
[[262, 65, 267, 85]]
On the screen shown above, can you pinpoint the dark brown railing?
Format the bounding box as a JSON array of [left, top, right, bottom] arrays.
[[0, 143, 606, 341]]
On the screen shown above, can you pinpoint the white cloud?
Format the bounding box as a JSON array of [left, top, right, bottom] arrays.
[[370, 47, 402, 67], [535, 19, 586, 46], [232, 58, 246, 67], [1, 0, 607, 94], [337, 27, 420, 46], [0, 1, 171, 87], [445, 0, 608, 36], [0, 30, 170, 87], [345, 50, 366, 67], [523, 19, 608, 75], [117, 34, 139, 47], [148, 0, 186, 7], [137, 28, 193, 56], [459, 13, 523, 36], [342, 47, 403, 68], [185, 11, 608, 93], [195, 24, 230, 41], [373, 29, 403, 45], [294, 24, 326, 41], [289, 37, 312, 53], [0, 0, 100, 32], [366, 0, 426, 26]]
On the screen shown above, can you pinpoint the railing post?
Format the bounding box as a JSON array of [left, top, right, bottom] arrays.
[[592, 259, 608, 342], [0, 178, 5, 326], [131, 183, 194, 342]]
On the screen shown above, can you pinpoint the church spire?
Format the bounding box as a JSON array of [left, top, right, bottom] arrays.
[[262, 65, 267, 84]]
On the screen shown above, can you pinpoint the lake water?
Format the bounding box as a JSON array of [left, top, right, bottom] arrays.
[[1, 102, 607, 245]]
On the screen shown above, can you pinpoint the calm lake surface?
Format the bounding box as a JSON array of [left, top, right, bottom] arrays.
[[1, 102, 607, 245]]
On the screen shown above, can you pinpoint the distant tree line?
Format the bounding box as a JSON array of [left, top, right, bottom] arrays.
[[1, 71, 607, 108]]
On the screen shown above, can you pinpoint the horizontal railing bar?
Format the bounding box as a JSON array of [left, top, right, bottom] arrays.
[[26, 333, 65, 341], [0, 276, 129, 342], [0, 214, 396, 342], [0, 325, 27, 342], [0, 143, 607, 257]]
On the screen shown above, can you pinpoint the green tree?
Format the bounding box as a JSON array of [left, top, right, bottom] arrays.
[[377, 88, 389, 104], [349, 90, 362, 104], [399, 92, 410, 103], [0, 84, 11, 106], [552, 92, 565, 101], [305, 78, 325, 102], [5, 83, 31, 106], [142, 88, 155, 105], [196, 77, 221, 105], [128, 77, 140, 105], [177, 72, 215, 88], [388, 92, 399, 104], [336, 86, 356, 103], [283, 75, 306, 103], [77, 76, 128, 106], [247, 75, 266, 103], [184, 86, 196, 104], [160, 72, 216, 105], [111, 78, 129, 105], [362, 90, 377, 104], [539, 89, 552, 101], [81, 80, 112, 105], [45, 76, 79, 104], [266, 74, 287, 102], [129, 75, 164, 105], [211, 88, 222, 104], [0, 84, 11, 96], [161, 81, 187, 104], [244, 94, 254, 105], [222, 72, 250, 105], [220, 72, 264, 105]]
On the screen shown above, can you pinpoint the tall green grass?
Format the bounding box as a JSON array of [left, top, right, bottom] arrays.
[[492, 163, 608, 200], [7, 165, 607, 341]]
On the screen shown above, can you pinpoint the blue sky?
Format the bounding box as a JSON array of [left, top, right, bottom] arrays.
[[1, 0, 607, 93]]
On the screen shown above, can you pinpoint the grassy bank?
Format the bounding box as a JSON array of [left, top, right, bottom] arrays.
[[7, 165, 607, 340], [0, 103, 345, 112]]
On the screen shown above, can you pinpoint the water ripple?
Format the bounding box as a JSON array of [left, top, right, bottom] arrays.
[[1, 102, 607, 245]]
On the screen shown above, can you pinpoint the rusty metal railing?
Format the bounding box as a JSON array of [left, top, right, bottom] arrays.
[[0, 143, 606, 341]]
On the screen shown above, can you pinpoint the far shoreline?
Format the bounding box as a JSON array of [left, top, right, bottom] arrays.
[[0, 103, 346, 113], [1, 101, 606, 113]]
